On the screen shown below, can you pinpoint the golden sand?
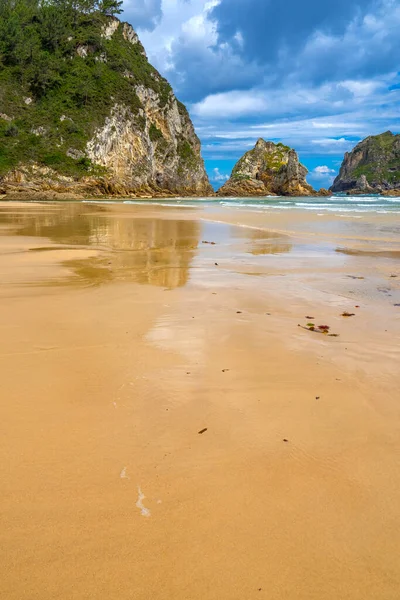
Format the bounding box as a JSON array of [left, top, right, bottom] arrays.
[[0, 201, 399, 599]]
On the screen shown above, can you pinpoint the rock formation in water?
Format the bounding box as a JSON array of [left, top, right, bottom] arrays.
[[330, 131, 400, 194], [217, 139, 320, 197], [0, 3, 212, 198]]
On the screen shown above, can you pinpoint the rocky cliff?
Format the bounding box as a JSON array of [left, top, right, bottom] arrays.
[[217, 139, 318, 197], [330, 131, 400, 194], [0, 5, 212, 198]]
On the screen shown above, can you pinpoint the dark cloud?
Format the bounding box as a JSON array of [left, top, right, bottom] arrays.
[[209, 0, 400, 86], [210, 0, 373, 66], [169, 39, 263, 102], [145, 0, 400, 105]]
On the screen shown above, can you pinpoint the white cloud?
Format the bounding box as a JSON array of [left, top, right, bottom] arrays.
[[341, 79, 382, 97], [210, 167, 229, 182], [308, 165, 337, 187], [129, 0, 262, 101], [191, 75, 395, 122], [311, 165, 337, 179], [134, 0, 217, 76], [311, 137, 351, 147], [192, 91, 267, 118], [311, 121, 353, 129], [314, 166, 336, 174]]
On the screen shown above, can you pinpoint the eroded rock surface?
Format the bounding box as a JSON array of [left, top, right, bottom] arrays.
[[217, 139, 316, 197]]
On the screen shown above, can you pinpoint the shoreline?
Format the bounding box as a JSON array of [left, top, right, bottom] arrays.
[[2, 190, 400, 201]]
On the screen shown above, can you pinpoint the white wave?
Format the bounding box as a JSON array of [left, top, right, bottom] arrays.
[[345, 200, 380, 204], [122, 200, 196, 208], [82, 200, 116, 204], [238, 203, 280, 208], [325, 207, 377, 212], [220, 202, 266, 209], [335, 196, 381, 202], [219, 196, 242, 204], [295, 202, 335, 208], [258, 205, 296, 210]]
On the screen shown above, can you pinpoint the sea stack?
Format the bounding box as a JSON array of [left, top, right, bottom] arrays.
[[330, 131, 400, 194], [217, 138, 318, 197]]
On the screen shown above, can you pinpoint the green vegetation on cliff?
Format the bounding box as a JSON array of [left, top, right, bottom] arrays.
[[177, 140, 198, 173], [331, 131, 400, 192], [149, 123, 163, 142], [352, 132, 400, 184], [232, 173, 251, 180], [217, 138, 316, 197], [0, 0, 173, 177], [233, 140, 292, 176]]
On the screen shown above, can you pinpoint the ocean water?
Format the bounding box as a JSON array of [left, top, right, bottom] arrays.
[[112, 194, 400, 214]]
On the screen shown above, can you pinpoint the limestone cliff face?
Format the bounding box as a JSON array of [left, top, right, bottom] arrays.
[[217, 139, 316, 197], [330, 131, 400, 194], [85, 91, 211, 197], [0, 17, 212, 198]]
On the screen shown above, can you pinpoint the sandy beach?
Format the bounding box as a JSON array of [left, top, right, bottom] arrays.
[[1, 200, 400, 600]]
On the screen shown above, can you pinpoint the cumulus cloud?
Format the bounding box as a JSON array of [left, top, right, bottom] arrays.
[[308, 165, 338, 188], [133, 0, 263, 101], [311, 165, 337, 178], [209, 167, 229, 182], [191, 76, 393, 122], [193, 91, 267, 118]]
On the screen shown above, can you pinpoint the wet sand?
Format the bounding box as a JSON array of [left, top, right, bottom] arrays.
[[1, 201, 400, 600]]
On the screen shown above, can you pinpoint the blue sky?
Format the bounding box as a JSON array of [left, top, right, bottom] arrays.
[[122, 0, 400, 189]]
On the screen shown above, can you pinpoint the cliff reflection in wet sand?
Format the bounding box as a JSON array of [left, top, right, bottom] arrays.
[[72, 214, 201, 289], [0, 203, 201, 289], [231, 226, 292, 255]]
